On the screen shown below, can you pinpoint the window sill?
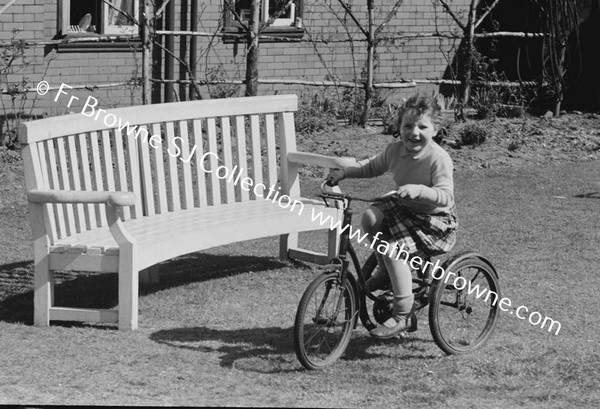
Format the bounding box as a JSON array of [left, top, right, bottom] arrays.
[[55, 35, 141, 53], [222, 27, 305, 44]]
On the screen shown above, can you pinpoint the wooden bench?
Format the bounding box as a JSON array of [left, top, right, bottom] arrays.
[[19, 95, 357, 330]]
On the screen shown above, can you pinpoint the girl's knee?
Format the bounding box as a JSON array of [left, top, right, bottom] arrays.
[[361, 206, 384, 236]]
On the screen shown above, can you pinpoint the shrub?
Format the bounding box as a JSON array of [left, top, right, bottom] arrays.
[[459, 123, 489, 146], [295, 91, 338, 134]]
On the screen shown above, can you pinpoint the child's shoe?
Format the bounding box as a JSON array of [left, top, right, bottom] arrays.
[[369, 294, 415, 339], [369, 314, 413, 339]]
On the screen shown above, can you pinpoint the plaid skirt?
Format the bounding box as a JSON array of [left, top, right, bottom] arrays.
[[372, 197, 458, 258]]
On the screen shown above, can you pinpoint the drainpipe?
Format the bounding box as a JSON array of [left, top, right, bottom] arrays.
[[190, 0, 198, 100], [164, 0, 175, 102]]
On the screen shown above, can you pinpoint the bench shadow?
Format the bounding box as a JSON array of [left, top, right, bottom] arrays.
[[150, 325, 438, 373], [0, 253, 292, 326]]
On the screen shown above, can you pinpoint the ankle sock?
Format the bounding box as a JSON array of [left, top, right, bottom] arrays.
[[392, 294, 415, 319]]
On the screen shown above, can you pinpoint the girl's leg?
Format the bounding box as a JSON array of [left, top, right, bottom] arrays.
[[361, 206, 390, 291], [369, 242, 415, 339]]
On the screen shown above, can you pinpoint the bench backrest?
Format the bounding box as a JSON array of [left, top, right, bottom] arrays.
[[19, 95, 299, 245]]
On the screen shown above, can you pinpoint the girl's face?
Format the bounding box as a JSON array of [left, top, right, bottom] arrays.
[[399, 111, 436, 154]]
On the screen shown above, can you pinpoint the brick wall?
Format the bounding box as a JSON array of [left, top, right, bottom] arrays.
[[1, 0, 469, 122], [157, 0, 469, 103], [0, 0, 142, 123]]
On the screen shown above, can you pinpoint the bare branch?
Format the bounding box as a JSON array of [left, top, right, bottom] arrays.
[[438, 0, 466, 31], [155, 0, 170, 18], [152, 39, 203, 99], [475, 0, 501, 29], [337, 0, 369, 38], [375, 0, 405, 39], [0, 0, 18, 15]]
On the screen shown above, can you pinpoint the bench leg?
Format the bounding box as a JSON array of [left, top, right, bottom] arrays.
[[279, 232, 298, 260], [33, 255, 52, 327], [327, 228, 340, 260], [118, 248, 139, 331], [280, 230, 341, 265]]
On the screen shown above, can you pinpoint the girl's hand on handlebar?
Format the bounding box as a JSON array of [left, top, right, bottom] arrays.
[[397, 184, 422, 200], [326, 169, 345, 186]]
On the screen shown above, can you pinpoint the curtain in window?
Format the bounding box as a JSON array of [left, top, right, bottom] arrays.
[[108, 0, 134, 26]]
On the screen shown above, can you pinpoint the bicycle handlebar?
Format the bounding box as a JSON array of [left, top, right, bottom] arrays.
[[319, 179, 396, 203]]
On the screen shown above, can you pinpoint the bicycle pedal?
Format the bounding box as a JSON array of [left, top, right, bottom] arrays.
[[407, 313, 418, 332]]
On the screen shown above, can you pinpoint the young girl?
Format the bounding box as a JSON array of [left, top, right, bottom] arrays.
[[327, 94, 458, 339]]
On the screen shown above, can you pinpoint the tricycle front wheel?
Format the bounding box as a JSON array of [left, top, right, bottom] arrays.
[[294, 272, 358, 370]]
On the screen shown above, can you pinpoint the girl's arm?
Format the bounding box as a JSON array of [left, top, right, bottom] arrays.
[[328, 146, 390, 184], [397, 154, 454, 207]]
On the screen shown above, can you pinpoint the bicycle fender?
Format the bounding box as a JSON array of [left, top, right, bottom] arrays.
[[440, 251, 499, 279]]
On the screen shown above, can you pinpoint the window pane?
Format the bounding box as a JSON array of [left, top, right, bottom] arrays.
[[234, 0, 252, 20], [269, 0, 294, 19], [69, 0, 101, 32], [107, 0, 135, 26]]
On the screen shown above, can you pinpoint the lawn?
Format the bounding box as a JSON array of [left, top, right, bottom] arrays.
[[0, 122, 599, 407]]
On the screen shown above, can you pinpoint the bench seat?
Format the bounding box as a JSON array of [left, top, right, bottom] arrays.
[[49, 198, 337, 272]]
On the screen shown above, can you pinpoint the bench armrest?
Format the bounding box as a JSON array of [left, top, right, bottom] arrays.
[[287, 152, 358, 168], [27, 190, 136, 207]]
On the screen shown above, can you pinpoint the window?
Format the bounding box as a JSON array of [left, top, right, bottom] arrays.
[[59, 0, 139, 37], [224, 0, 304, 41]]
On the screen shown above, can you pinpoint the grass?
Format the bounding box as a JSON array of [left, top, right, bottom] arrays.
[[1, 146, 600, 407]]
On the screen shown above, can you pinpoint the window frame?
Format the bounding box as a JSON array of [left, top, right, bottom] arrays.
[[223, 0, 305, 42], [59, 0, 140, 38]]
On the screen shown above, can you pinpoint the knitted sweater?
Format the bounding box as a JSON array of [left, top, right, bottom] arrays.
[[344, 141, 454, 214]]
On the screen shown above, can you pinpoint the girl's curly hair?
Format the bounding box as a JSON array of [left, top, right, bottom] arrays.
[[394, 94, 442, 132]]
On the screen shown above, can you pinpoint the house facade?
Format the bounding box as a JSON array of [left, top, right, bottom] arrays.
[[0, 0, 473, 124]]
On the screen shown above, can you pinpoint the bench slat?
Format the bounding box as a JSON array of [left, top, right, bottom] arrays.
[[101, 130, 118, 224], [77, 134, 98, 229], [46, 139, 66, 238], [235, 116, 249, 202], [137, 125, 155, 216], [35, 142, 57, 243], [206, 118, 221, 205], [250, 114, 263, 198], [152, 123, 168, 214], [67, 135, 87, 232], [221, 117, 235, 203], [279, 112, 301, 197], [192, 119, 207, 207], [178, 120, 194, 209], [114, 128, 131, 220], [90, 131, 108, 227], [126, 130, 143, 218], [165, 121, 181, 211], [56, 137, 77, 236], [265, 113, 278, 188]]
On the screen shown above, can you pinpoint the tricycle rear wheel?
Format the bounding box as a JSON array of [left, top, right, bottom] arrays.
[[429, 256, 500, 355]]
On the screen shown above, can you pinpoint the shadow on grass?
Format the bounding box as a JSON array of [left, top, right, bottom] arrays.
[[0, 253, 290, 326], [151, 325, 438, 373], [574, 192, 600, 199]]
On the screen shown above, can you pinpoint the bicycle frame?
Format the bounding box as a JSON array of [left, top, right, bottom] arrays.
[[318, 188, 434, 330]]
